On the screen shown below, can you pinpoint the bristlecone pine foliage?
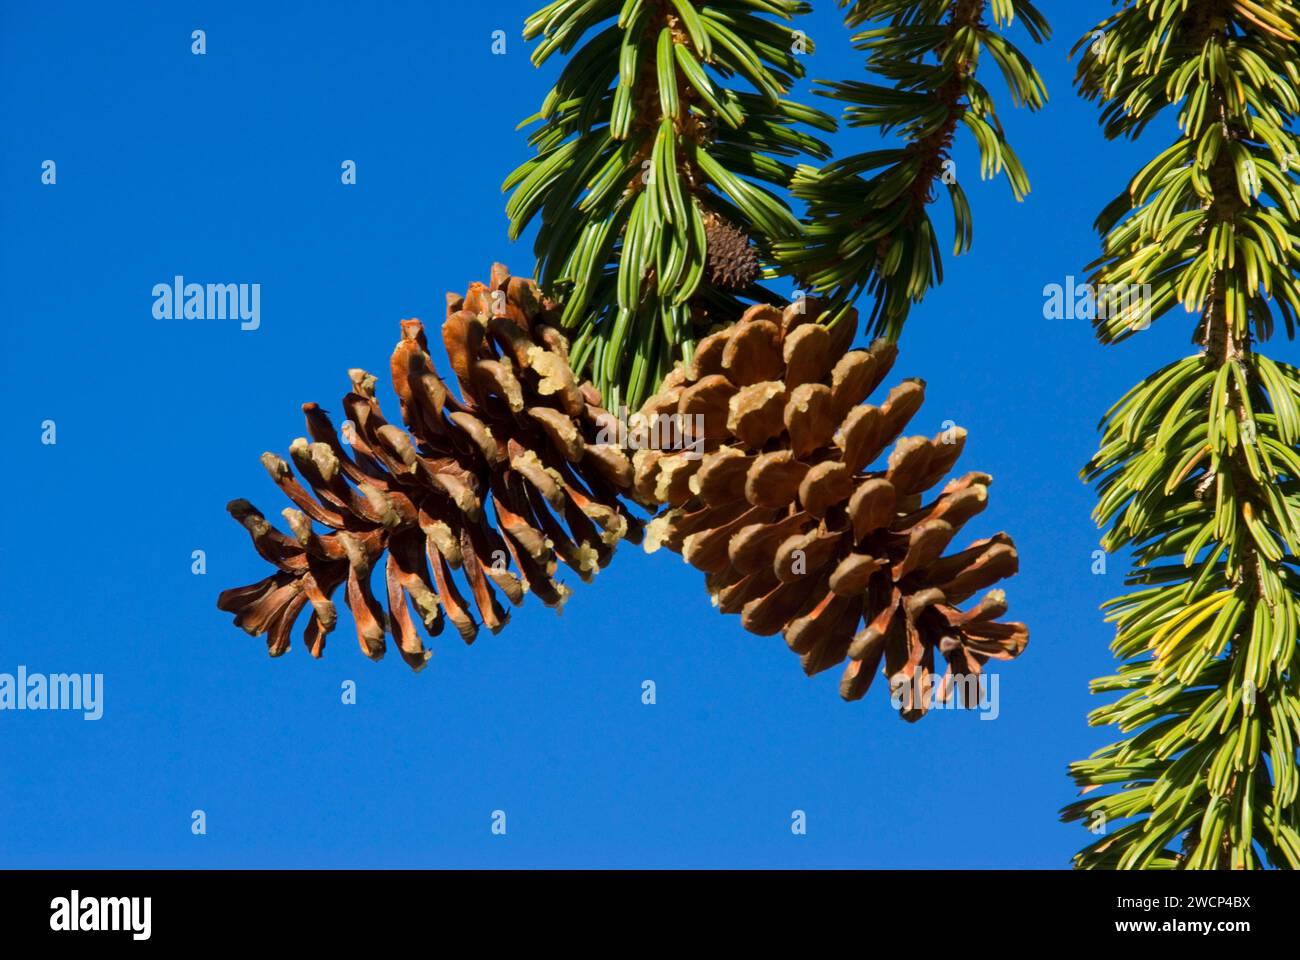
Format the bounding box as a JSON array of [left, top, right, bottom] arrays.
[[776, 0, 1048, 336], [1062, 0, 1300, 869], [630, 298, 1027, 718], [217, 265, 641, 667], [505, 0, 836, 411]]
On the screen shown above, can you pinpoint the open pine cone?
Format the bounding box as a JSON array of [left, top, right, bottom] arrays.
[[631, 300, 1027, 720], [217, 264, 641, 669]]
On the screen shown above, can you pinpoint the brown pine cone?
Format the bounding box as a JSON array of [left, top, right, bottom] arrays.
[[217, 264, 642, 669], [631, 300, 1027, 720]]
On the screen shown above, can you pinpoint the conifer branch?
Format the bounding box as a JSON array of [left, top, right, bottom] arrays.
[[1063, 0, 1300, 870], [506, 0, 836, 411], [777, 0, 1048, 338]]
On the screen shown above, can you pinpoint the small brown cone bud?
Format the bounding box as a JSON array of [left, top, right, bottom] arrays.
[[703, 212, 761, 290]]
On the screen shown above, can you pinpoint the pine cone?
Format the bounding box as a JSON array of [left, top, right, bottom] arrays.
[[703, 212, 760, 290], [217, 264, 641, 669], [631, 300, 1027, 720]]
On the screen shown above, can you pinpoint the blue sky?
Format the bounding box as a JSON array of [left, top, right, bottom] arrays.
[[3, 0, 1296, 869]]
